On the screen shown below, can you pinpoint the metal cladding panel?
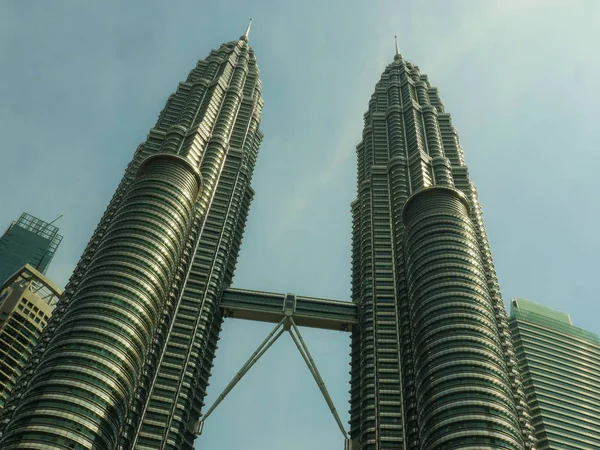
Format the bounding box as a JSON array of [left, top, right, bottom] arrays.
[[350, 53, 535, 450]]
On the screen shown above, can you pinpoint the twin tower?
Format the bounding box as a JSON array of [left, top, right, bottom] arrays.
[[0, 27, 537, 450]]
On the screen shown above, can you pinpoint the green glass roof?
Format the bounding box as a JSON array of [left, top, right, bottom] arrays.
[[511, 297, 572, 324], [510, 297, 600, 345]]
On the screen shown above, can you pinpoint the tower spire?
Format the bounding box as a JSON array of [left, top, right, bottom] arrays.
[[241, 18, 252, 42], [394, 35, 401, 60]]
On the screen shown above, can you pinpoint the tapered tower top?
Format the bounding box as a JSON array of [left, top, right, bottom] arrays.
[[240, 18, 252, 42]]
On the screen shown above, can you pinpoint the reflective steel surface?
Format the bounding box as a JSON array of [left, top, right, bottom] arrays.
[[349, 53, 536, 449], [0, 35, 262, 450], [0, 155, 201, 449]]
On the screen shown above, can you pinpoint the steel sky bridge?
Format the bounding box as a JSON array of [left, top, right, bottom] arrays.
[[220, 288, 357, 331], [197, 288, 357, 448]]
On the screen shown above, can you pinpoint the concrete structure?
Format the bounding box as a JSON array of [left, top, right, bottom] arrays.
[[510, 298, 600, 449], [0, 213, 62, 285], [0, 29, 535, 450], [0, 265, 61, 409]]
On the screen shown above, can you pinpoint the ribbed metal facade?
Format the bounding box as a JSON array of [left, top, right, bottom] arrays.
[[349, 52, 536, 449], [509, 298, 600, 450], [0, 32, 544, 450], [0, 34, 263, 450]]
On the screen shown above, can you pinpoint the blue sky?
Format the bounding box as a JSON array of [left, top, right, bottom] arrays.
[[1, 1, 599, 449]]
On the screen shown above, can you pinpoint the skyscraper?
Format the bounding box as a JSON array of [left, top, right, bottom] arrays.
[[510, 298, 600, 449], [0, 23, 263, 450], [0, 28, 536, 450], [0, 213, 63, 285], [0, 264, 62, 409], [348, 41, 536, 449]]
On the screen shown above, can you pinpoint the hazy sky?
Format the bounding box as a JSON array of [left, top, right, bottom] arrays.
[[1, 1, 599, 449]]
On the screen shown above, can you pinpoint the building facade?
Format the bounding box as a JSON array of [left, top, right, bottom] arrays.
[[0, 213, 62, 285], [0, 30, 536, 450], [510, 298, 600, 449], [0, 26, 263, 450], [348, 45, 535, 449], [0, 265, 61, 409]]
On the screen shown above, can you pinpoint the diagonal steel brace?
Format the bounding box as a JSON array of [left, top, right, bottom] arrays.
[[200, 317, 286, 425], [195, 316, 350, 444], [288, 317, 349, 439]]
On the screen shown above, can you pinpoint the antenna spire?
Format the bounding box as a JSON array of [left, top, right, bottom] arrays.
[[394, 35, 401, 60], [48, 214, 63, 226], [241, 18, 253, 42]]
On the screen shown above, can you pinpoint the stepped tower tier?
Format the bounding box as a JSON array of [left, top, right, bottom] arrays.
[[348, 45, 536, 450], [0, 26, 263, 450]]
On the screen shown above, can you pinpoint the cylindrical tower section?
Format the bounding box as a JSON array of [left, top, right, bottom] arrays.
[[420, 104, 453, 188], [0, 154, 202, 450], [402, 187, 525, 450]]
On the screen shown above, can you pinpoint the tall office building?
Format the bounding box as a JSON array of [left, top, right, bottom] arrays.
[[348, 42, 535, 449], [0, 264, 61, 409], [0, 23, 263, 450], [0, 28, 536, 450], [510, 298, 600, 449], [0, 213, 63, 285]]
